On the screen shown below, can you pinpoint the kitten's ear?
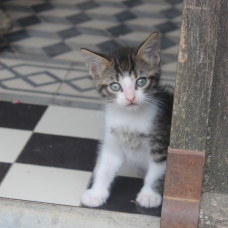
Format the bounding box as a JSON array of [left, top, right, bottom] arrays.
[[137, 32, 160, 66], [81, 49, 108, 78]]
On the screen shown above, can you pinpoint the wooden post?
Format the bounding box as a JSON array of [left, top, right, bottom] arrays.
[[160, 0, 228, 227]]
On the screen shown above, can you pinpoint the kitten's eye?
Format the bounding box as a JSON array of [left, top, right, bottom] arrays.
[[110, 83, 121, 92], [136, 78, 147, 87]]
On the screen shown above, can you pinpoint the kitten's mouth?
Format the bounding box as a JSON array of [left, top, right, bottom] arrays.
[[127, 103, 136, 107]]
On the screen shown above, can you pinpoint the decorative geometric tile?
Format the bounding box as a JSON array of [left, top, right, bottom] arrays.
[[67, 77, 94, 92], [4, 30, 30, 42], [160, 36, 176, 49], [67, 13, 91, 25], [107, 24, 133, 37], [77, 1, 100, 10], [31, 3, 54, 13], [155, 21, 178, 34], [0, 101, 47, 131], [58, 28, 81, 39], [114, 11, 137, 22], [43, 42, 72, 57], [160, 7, 181, 19], [86, 6, 123, 15], [97, 40, 122, 52], [0, 162, 11, 183], [78, 20, 118, 30], [16, 133, 98, 171], [123, 0, 143, 8], [65, 34, 110, 45], [17, 15, 41, 27], [0, 69, 15, 80], [165, 0, 183, 5], [27, 73, 59, 86]]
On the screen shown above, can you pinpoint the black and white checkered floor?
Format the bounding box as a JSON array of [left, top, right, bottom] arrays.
[[0, 101, 162, 216]]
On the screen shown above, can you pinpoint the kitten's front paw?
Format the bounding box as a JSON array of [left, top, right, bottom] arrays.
[[136, 190, 162, 208], [81, 188, 109, 207]]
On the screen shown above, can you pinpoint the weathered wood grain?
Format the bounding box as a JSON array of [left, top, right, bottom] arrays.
[[170, 0, 220, 152]]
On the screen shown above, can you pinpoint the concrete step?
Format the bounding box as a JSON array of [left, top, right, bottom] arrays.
[[0, 198, 160, 228]]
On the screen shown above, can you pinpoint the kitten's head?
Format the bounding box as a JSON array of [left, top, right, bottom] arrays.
[[81, 32, 160, 111]]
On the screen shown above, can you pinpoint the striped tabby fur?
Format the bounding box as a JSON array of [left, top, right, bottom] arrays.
[[81, 32, 173, 208]]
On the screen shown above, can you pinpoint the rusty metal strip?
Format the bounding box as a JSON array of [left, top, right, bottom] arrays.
[[160, 147, 205, 228]]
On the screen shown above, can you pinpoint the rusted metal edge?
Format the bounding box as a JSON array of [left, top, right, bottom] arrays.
[[160, 147, 205, 228]]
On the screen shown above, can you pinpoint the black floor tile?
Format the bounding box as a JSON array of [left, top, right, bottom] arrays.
[[0, 162, 11, 183], [160, 36, 176, 49], [16, 133, 98, 172], [67, 13, 91, 25], [123, 0, 143, 8], [97, 40, 122, 52], [17, 15, 41, 27], [115, 11, 137, 22], [83, 176, 162, 216], [155, 21, 179, 34], [77, 1, 100, 10], [165, 0, 183, 4], [32, 3, 54, 13], [58, 28, 81, 39], [160, 7, 181, 19], [0, 101, 47, 130], [43, 42, 72, 57], [4, 30, 30, 42], [107, 24, 133, 37]]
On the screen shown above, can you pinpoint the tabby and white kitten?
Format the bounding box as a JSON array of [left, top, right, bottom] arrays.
[[81, 32, 173, 208]]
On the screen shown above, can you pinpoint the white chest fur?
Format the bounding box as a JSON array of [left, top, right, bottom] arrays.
[[104, 106, 157, 149]]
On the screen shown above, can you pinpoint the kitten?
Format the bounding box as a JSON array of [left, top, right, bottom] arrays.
[[81, 32, 173, 208]]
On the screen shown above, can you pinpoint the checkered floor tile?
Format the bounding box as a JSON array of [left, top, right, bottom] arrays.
[[0, 101, 162, 216]]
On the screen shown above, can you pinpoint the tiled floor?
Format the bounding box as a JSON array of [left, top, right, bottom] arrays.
[[0, 0, 182, 218], [0, 0, 181, 108], [0, 101, 161, 216]]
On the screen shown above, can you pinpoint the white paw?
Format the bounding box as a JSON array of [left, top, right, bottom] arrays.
[[136, 190, 162, 208], [81, 188, 109, 207]]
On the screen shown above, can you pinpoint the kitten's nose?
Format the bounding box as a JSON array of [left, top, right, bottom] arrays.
[[126, 96, 135, 103]]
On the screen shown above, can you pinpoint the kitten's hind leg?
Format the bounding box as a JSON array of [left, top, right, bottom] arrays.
[[136, 160, 166, 208], [81, 143, 123, 207]]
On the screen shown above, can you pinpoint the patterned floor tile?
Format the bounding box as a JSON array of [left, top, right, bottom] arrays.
[[31, 3, 54, 13], [58, 27, 81, 39], [43, 42, 72, 57], [114, 10, 137, 22], [77, 1, 100, 10], [3, 29, 30, 42], [66, 13, 91, 25], [123, 0, 143, 8], [17, 15, 41, 27], [107, 24, 133, 37], [0, 0, 181, 107]]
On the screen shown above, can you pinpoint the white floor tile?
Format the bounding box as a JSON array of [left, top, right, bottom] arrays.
[[34, 105, 102, 140], [0, 163, 91, 206], [0, 128, 32, 163]]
